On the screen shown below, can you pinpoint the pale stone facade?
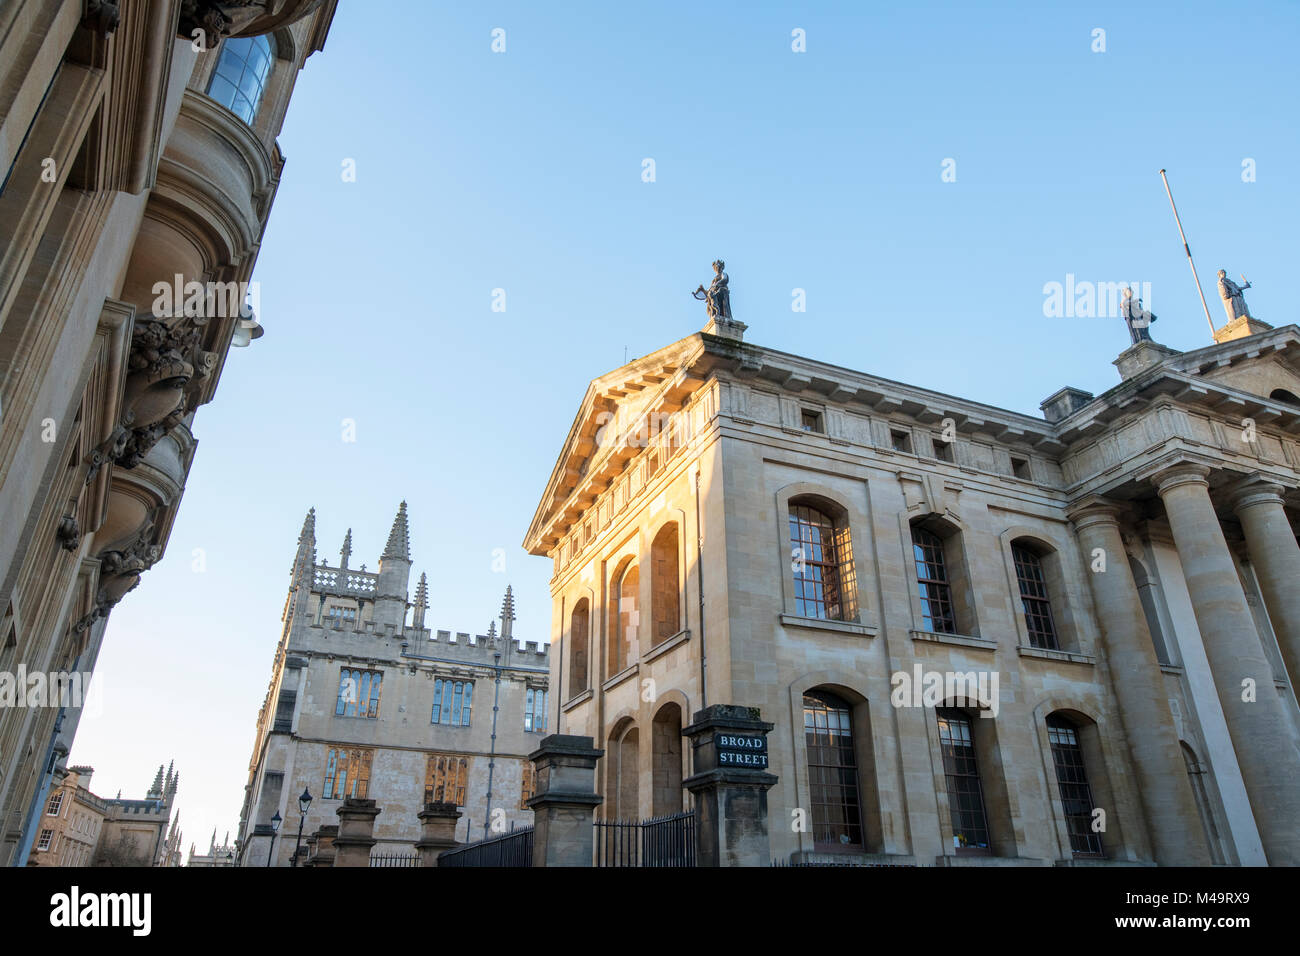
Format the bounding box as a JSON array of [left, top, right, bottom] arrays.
[[235, 504, 551, 866], [0, 0, 338, 865], [526, 312, 1300, 866], [93, 760, 180, 867], [25, 766, 105, 866]]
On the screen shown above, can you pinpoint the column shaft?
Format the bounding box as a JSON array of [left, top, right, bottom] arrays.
[[1069, 501, 1210, 865], [1156, 466, 1300, 866], [1232, 484, 1300, 690]]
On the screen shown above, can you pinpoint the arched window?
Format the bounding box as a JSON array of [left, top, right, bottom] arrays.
[[1046, 714, 1104, 857], [651, 703, 684, 816], [569, 599, 590, 694], [608, 563, 638, 677], [1270, 388, 1300, 407], [206, 35, 276, 124], [1012, 544, 1058, 649], [1181, 742, 1225, 865], [803, 690, 863, 849], [1129, 556, 1172, 665], [936, 708, 990, 853], [912, 527, 956, 633], [651, 524, 680, 643], [789, 502, 853, 620]]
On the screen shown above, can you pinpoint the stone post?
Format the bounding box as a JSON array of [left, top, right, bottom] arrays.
[[1228, 476, 1300, 689], [333, 798, 380, 867], [1152, 463, 1300, 865], [415, 802, 462, 866], [681, 704, 777, 868], [1066, 497, 1210, 865], [305, 824, 337, 867], [526, 734, 603, 867]]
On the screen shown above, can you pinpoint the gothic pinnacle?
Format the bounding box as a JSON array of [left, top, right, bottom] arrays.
[[381, 501, 410, 561]]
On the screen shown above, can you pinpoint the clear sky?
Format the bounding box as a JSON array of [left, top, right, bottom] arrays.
[[69, 0, 1299, 856]]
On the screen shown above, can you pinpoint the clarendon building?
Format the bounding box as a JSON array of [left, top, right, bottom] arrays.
[[524, 307, 1300, 866], [0, 0, 337, 865], [236, 504, 551, 866]]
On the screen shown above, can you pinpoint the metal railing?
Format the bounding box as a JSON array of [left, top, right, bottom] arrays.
[[437, 825, 533, 867], [369, 852, 419, 867], [594, 810, 695, 867]]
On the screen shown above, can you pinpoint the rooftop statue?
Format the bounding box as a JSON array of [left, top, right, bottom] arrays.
[[1120, 287, 1158, 345], [1217, 269, 1252, 323], [693, 260, 732, 321]]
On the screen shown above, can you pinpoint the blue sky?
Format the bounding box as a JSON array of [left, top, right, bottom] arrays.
[[69, 1, 1299, 854]]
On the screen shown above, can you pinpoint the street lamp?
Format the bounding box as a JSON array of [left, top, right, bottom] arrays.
[[266, 811, 281, 867], [292, 787, 313, 867]]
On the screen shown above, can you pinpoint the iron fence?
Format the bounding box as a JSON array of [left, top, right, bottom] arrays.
[[370, 853, 419, 867], [594, 810, 696, 867], [437, 825, 533, 867]]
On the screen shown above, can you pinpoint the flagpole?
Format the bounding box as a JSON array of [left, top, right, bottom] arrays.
[[1159, 169, 1217, 338]]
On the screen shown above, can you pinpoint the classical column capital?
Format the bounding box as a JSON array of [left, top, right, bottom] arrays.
[[1146, 461, 1212, 496], [1064, 494, 1125, 530], [1225, 474, 1289, 515]]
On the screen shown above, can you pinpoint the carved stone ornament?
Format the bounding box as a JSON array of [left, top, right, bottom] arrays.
[[57, 514, 82, 552], [94, 520, 162, 614], [114, 319, 214, 468]]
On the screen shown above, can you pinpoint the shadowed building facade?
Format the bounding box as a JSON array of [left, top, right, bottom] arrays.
[[0, 0, 338, 865], [235, 504, 551, 866], [526, 306, 1300, 866]]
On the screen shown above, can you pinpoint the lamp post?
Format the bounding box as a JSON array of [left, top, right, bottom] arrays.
[[292, 787, 312, 867], [266, 811, 281, 867]]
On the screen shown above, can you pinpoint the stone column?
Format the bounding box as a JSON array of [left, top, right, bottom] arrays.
[[1229, 476, 1300, 689], [526, 734, 603, 867], [1153, 463, 1300, 865], [415, 802, 462, 866], [681, 704, 778, 868], [333, 798, 380, 867], [1066, 497, 1210, 865]]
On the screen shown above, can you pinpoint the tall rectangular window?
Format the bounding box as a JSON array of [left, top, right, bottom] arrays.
[[803, 691, 863, 849], [323, 748, 373, 800], [432, 679, 473, 726], [335, 668, 382, 718], [46, 791, 64, 816], [912, 526, 956, 634], [425, 753, 469, 806], [790, 503, 845, 620], [937, 709, 990, 853], [525, 688, 548, 732], [1013, 545, 1058, 650], [1047, 716, 1104, 857]]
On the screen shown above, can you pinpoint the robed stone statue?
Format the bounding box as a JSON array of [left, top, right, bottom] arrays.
[[1217, 269, 1252, 323], [1120, 287, 1158, 345], [693, 260, 732, 321]]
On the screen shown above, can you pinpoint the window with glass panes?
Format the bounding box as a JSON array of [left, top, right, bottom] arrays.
[[322, 748, 372, 799], [790, 505, 843, 619], [1013, 545, 1058, 649], [37, 829, 53, 851], [425, 753, 468, 806], [335, 668, 382, 718], [46, 791, 63, 815], [803, 691, 864, 849], [937, 708, 991, 853], [1047, 715, 1104, 857], [912, 527, 956, 633], [525, 687, 548, 732], [205, 35, 275, 124], [431, 678, 473, 726]]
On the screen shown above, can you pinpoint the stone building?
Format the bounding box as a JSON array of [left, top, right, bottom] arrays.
[[525, 303, 1300, 866], [187, 829, 235, 866], [94, 760, 181, 867], [235, 504, 551, 866], [26, 766, 106, 866], [0, 0, 339, 865]]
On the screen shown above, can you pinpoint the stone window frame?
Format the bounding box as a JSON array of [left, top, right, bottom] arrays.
[[903, 511, 981, 639], [648, 517, 687, 649], [775, 482, 869, 627], [566, 594, 593, 701], [785, 675, 885, 856], [1030, 698, 1131, 862], [197, 28, 298, 142], [924, 701, 1020, 859], [997, 525, 1088, 656], [600, 530, 644, 684]]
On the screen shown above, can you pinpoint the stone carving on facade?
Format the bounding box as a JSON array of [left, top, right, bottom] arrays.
[[82, 0, 121, 33], [692, 260, 732, 321], [57, 514, 82, 552], [1217, 270, 1253, 323], [178, 1, 266, 39], [1121, 287, 1158, 345], [114, 319, 214, 468], [94, 519, 162, 617]]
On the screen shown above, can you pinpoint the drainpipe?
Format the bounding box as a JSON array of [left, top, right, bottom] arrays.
[[483, 651, 502, 839]]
